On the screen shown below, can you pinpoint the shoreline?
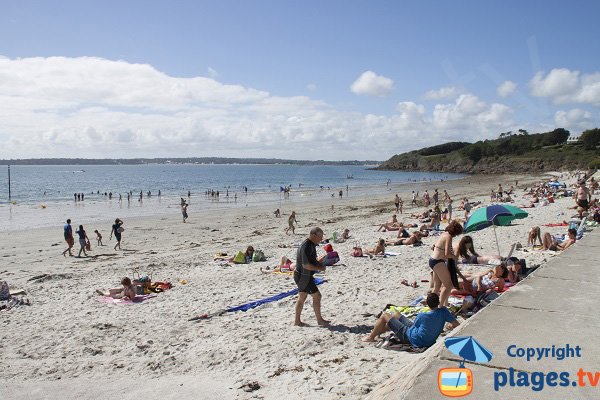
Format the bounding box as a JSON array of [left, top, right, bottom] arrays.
[[0, 170, 573, 399]]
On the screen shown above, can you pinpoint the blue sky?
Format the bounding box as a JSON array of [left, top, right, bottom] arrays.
[[1, 0, 599, 160]]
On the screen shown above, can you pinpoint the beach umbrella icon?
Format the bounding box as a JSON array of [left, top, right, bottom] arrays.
[[444, 336, 493, 366], [464, 204, 528, 255]]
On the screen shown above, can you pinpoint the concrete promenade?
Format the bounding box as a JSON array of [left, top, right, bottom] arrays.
[[369, 227, 599, 400]]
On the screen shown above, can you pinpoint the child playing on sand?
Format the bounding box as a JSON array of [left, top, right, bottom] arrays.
[[94, 230, 103, 246], [285, 211, 298, 235]]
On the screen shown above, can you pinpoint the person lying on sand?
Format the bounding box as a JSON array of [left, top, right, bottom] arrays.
[[95, 277, 136, 301], [456, 264, 508, 295], [385, 231, 426, 246], [377, 214, 401, 232], [543, 228, 576, 251], [362, 292, 459, 347], [454, 235, 502, 264], [366, 239, 386, 256]]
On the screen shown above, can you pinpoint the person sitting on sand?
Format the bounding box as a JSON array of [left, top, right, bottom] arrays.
[[543, 228, 577, 252], [245, 246, 255, 263], [95, 277, 136, 301], [505, 257, 527, 283], [419, 208, 441, 231], [386, 230, 426, 246], [274, 208, 281, 218], [377, 214, 401, 232], [367, 238, 386, 256], [362, 292, 459, 347], [455, 236, 502, 265], [94, 230, 103, 246]]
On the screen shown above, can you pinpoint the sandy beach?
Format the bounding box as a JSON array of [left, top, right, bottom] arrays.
[[0, 171, 584, 399]]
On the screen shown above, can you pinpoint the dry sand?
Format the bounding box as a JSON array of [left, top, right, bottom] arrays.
[[0, 172, 582, 399]]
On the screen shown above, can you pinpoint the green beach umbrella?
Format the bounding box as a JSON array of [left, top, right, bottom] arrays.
[[464, 204, 528, 255]]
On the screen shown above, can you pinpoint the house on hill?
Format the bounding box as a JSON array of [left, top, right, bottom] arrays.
[[567, 134, 582, 144]]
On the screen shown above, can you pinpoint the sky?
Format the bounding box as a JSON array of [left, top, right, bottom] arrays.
[[1, 0, 599, 161]]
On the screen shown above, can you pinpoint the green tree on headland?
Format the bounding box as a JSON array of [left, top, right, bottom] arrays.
[[580, 128, 600, 150]]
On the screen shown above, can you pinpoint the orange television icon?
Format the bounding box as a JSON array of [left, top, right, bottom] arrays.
[[438, 367, 473, 397]]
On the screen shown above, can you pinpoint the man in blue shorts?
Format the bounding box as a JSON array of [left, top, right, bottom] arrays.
[[294, 227, 330, 327], [363, 293, 459, 347]]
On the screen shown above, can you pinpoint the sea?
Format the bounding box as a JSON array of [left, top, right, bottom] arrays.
[[0, 164, 465, 231]]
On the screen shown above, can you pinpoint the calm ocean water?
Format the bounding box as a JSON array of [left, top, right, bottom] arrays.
[[0, 164, 465, 231]]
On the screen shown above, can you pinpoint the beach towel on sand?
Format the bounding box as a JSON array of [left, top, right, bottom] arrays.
[[97, 294, 156, 305]]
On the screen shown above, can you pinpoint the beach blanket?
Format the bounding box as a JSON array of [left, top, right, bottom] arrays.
[[190, 278, 326, 321], [543, 222, 569, 227], [97, 294, 156, 305], [384, 251, 399, 256]]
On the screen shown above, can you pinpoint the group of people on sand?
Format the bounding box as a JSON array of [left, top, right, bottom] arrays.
[[62, 218, 124, 257]]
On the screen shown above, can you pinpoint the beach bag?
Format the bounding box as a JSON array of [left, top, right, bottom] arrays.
[[476, 290, 499, 307], [322, 251, 340, 266], [117, 226, 125, 233], [233, 251, 246, 264], [252, 250, 267, 262], [0, 281, 9, 301], [352, 247, 363, 257]]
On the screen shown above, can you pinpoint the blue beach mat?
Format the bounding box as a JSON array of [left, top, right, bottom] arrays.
[[190, 278, 326, 321]]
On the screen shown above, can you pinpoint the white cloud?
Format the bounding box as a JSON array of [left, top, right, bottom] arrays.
[[529, 68, 600, 105], [497, 81, 517, 97], [432, 94, 513, 139], [423, 86, 461, 100], [350, 70, 394, 97], [554, 109, 594, 132], [0, 56, 519, 160]]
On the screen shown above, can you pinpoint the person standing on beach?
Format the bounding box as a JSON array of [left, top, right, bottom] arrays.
[[110, 218, 124, 250], [294, 227, 329, 327], [394, 194, 400, 213], [76, 225, 89, 257], [411, 191, 417, 206], [575, 181, 591, 218], [433, 189, 439, 206], [62, 219, 74, 257], [285, 211, 298, 235], [182, 202, 189, 223]]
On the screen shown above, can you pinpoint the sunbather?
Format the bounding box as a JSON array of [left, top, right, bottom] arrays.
[[95, 277, 136, 301], [367, 239, 386, 256], [457, 264, 508, 294], [543, 228, 577, 251], [377, 214, 401, 232], [386, 231, 426, 246], [455, 235, 502, 264], [362, 292, 459, 347]]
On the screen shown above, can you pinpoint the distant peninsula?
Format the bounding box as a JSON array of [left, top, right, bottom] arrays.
[[377, 128, 600, 174], [0, 157, 381, 166]]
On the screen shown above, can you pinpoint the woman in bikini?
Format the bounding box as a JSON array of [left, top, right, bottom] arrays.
[[377, 214, 401, 232], [367, 238, 386, 256], [386, 230, 426, 246], [429, 220, 463, 307], [458, 264, 508, 295]]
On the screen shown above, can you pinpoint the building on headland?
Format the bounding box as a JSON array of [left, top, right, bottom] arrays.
[[567, 134, 582, 144]]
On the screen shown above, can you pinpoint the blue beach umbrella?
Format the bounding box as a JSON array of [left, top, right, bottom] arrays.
[[548, 181, 563, 188], [445, 336, 494, 365]]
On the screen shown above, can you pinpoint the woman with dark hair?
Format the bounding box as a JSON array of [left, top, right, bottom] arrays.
[[110, 218, 124, 250], [75, 225, 89, 258], [429, 220, 463, 306], [454, 235, 502, 265]]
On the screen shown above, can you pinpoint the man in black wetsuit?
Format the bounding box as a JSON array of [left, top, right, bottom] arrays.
[[294, 227, 330, 327]]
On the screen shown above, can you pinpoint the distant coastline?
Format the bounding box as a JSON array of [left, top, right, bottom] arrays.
[[0, 157, 381, 166]]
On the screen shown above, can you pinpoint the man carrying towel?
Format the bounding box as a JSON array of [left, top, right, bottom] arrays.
[[294, 227, 330, 327]]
